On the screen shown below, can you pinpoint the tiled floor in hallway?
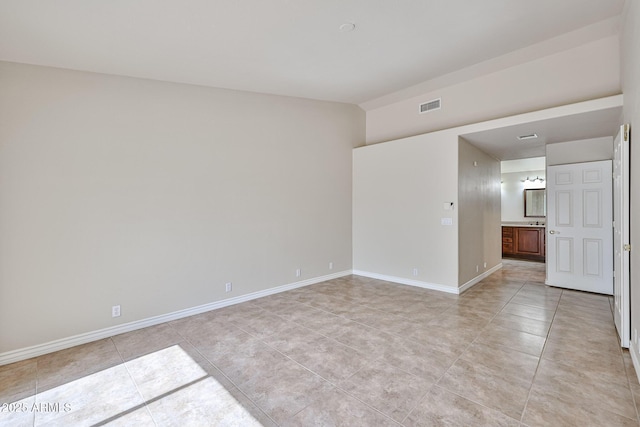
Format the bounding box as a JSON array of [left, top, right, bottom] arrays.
[[1, 259, 639, 426]]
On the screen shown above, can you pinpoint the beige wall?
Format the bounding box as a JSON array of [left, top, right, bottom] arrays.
[[0, 19, 630, 362], [353, 96, 622, 295], [352, 132, 460, 290], [621, 0, 640, 367], [546, 137, 613, 166], [0, 61, 365, 354], [458, 139, 501, 286], [365, 36, 621, 145]]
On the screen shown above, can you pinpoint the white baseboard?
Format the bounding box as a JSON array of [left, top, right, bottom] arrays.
[[352, 270, 459, 294], [459, 263, 503, 293], [353, 264, 503, 295], [0, 270, 352, 366], [630, 342, 640, 385]]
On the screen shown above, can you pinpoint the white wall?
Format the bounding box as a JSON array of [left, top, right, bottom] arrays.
[[365, 36, 621, 145], [501, 170, 546, 223], [546, 137, 613, 165], [0, 61, 365, 355], [501, 157, 546, 174], [621, 0, 640, 371], [458, 139, 501, 286]]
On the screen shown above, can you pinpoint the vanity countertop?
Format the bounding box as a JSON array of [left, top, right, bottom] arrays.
[[502, 223, 546, 228]]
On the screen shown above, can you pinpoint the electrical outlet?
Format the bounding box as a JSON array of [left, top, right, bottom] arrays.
[[412, 268, 418, 276], [329, 262, 333, 270], [484, 262, 487, 269], [225, 282, 232, 293], [296, 268, 301, 277], [476, 265, 479, 273], [635, 328, 638, 344], [112, 305, 121, 318]]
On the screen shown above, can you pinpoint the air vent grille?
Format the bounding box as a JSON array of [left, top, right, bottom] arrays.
[[517, 133, 538, 141], [419, 98, 441, 114]]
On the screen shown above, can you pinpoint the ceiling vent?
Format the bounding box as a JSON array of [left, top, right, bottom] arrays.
[[419, 98, 441, 114], [517, 133, 538, 141]]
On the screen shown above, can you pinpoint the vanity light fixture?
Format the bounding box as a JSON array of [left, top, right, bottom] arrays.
[[521, 176, 545, 183]]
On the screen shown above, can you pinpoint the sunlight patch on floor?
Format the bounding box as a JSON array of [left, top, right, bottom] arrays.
[[0, 345, 263, 426]]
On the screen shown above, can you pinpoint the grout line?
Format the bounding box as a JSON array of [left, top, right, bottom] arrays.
[[66, 260, 557, 424], [417, 263, 547, 422], [398, 384, 436, 425], [29, 260, 619, 426], [288, 262, 540, 422], [238, 287, 447, 424], [423, 384, 522, 425], [248, 320, 403, 424], [108, 337, 159, 427], [174, 334, 280, 426], [91, 375, 209, 427], [518, 286, 562, 425], [249, 331, 402, 425], [166, 319, 277, 423]]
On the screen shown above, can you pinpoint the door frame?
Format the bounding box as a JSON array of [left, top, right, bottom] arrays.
[[614, 124, 631, 348]]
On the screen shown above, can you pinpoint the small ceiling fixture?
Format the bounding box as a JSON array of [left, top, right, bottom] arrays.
[[339, 22, 356, 32], [517, 133, 538, 141]]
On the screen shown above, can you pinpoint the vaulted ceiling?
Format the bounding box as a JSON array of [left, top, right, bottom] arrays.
[[0, 0, 625, 107]]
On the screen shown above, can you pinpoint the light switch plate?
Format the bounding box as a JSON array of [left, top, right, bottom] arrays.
[[441, 218, 453, 226]]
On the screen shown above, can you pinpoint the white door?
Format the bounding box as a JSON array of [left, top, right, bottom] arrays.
[[614, 124, 630, 347], [546, 160, 613, 295]]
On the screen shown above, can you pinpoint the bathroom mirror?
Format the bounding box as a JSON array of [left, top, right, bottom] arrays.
[[524, 189, 546, 217]]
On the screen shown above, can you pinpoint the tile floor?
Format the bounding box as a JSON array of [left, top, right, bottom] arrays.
[[1, 259, 639, 426]]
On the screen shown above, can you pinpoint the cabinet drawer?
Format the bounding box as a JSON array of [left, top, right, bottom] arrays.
[[502, 243, 514, 253]]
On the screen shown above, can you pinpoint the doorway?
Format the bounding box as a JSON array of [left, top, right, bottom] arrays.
[[500, 158, 546, 264]]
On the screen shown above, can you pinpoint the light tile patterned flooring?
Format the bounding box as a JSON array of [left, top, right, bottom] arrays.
[[2, 259, 639, 426]]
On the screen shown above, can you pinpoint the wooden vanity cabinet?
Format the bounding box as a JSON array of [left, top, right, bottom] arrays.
[[502, 226, 545, 262]]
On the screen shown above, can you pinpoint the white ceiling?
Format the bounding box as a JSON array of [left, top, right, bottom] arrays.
[[460, 105, 623, 160], [0, 0, 625, 106]]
